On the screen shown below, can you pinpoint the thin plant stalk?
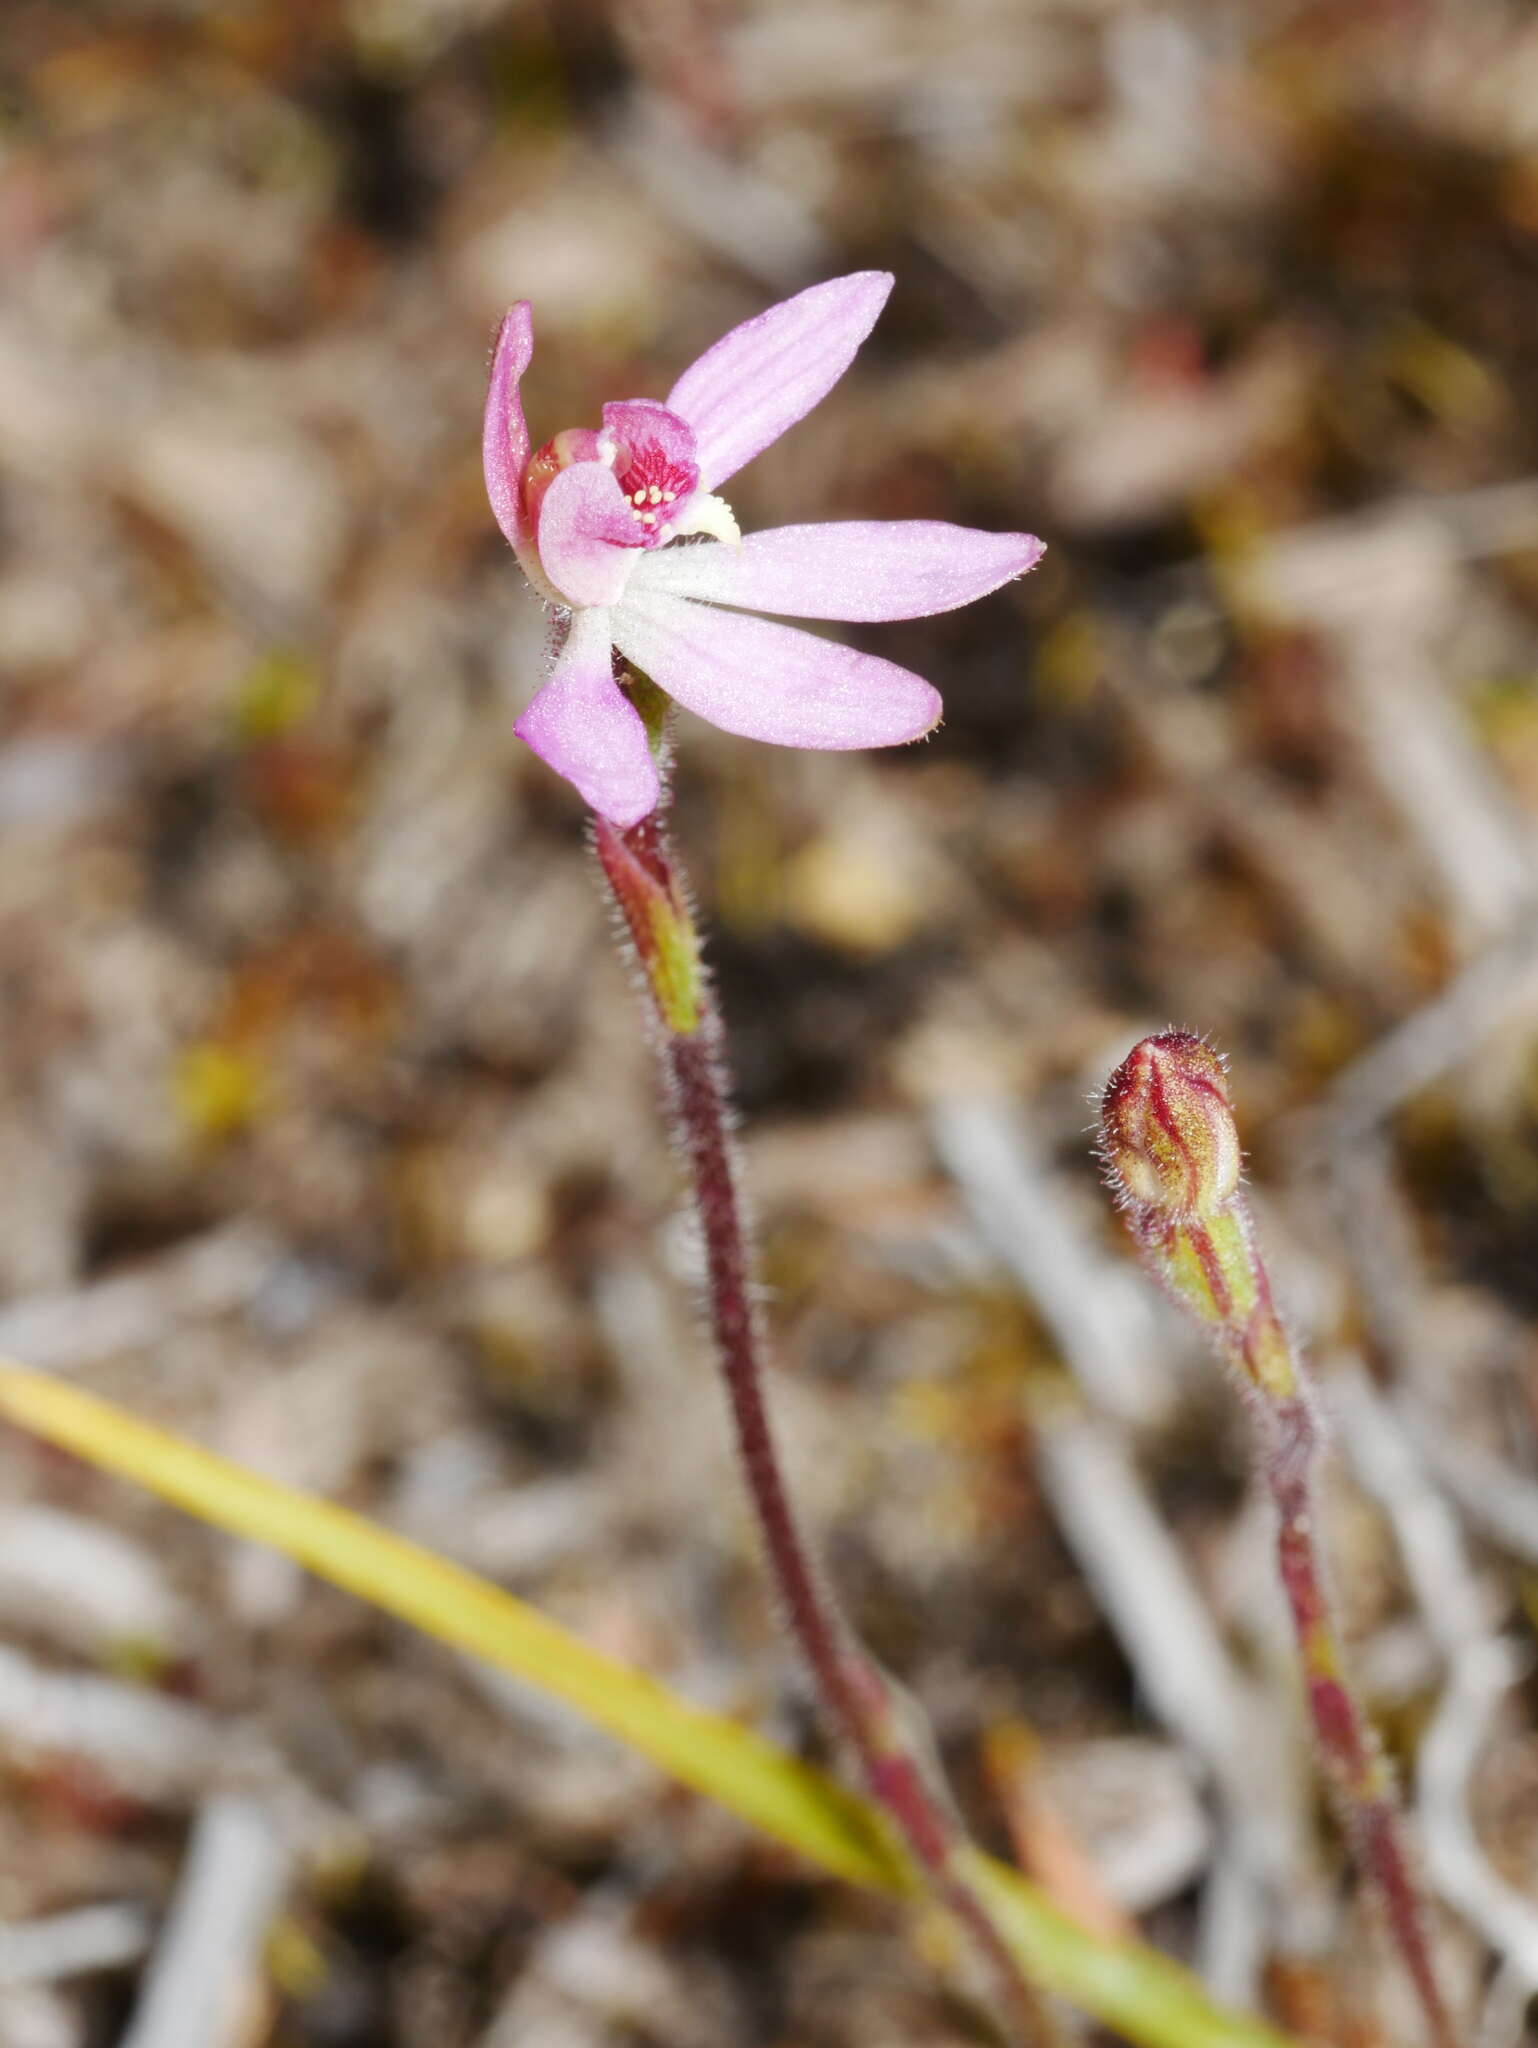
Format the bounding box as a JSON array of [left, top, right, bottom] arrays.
[[1099, 1033, 1460, 2048], [594, 768, 1063, 2048]]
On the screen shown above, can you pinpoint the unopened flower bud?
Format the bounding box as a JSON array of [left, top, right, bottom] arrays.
[[1100, 1030, 1242, 1220]]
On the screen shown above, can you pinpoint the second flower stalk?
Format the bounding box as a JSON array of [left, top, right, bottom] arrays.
[[1101, 1032, 1460, 2048]]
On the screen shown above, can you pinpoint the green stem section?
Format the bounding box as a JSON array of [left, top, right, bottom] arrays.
[[595, 805, 1064, 2048]]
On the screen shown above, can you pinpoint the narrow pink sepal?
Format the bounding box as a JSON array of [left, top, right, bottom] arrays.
[[630, 522, 1045, 621], [610, 589, 941, 752], [665, 272, 894, 493], [514, 607, 659, 825], [536, 463, 645, 608], [484, 305, 535, 553]]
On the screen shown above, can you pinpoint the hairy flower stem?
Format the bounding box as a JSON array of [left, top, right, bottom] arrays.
[[1101, 1035, 1459, 2048], [595, 803, 1062, 2048]]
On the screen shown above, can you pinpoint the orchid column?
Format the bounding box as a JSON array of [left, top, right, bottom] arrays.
[[485, 274, 1050, 2043]]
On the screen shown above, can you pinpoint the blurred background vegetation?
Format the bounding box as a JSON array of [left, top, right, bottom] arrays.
[[4, 1, 1538, 2042]]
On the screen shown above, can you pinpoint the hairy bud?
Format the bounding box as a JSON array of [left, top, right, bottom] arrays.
[[1100, 1030, 1241, 1221]]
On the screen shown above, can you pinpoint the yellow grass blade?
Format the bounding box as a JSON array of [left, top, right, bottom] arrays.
[[0, 1360, 1297, 2048]]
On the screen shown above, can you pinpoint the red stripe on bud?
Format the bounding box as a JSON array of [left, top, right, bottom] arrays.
[[1100, 1030, 1241, 1221]]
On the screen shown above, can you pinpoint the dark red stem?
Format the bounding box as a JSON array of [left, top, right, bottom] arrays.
[[669, 1021, 1059, 2044], [1262, 1395, 1459, 2048], [599, 812, 1059, 2048], [1181, 1220, 1459, 2048], [666, 1028, 858, 1726]]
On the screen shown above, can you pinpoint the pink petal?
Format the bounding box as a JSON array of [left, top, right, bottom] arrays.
[[536, 462, 645, 607], [610, 590, 941, 752], [631, 521, 1045, 621], [483, 304, 535, 554], [514, 607, 659, 825], [665, 273, 894, 493]]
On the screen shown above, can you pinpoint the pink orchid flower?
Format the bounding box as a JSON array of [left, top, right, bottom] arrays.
[[484, 271, 1043, 826]]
